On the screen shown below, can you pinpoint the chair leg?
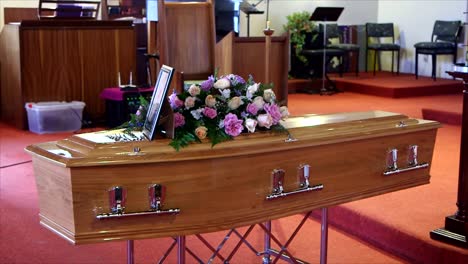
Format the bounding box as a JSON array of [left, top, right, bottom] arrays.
[[355, 50, 360, 76], [432, 54, 437, 81], [415, 51, 419, 79], [391, 51, 394, 74], [397, 50, 400, 75], [373, 50, 377, 76], [365, 49, 368, 72], [339, 55, 344, 77]]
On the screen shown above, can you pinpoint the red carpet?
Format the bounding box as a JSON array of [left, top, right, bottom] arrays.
[[328, 71, 464, 98], [288, 72, 464, 98], [287, 92, 468, 263], [2, 89, 468, 263], [0, 123, 404, 263]]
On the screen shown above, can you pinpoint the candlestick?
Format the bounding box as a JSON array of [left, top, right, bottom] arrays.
[[129, 72, 133, 85], [118, 72, 121, 87]]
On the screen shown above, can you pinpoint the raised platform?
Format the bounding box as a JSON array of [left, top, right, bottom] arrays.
[[288, 71, 464, 98]]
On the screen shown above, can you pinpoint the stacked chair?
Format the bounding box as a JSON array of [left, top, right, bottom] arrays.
[[414, 20, 461, 81], [365, 23, 401, 76]]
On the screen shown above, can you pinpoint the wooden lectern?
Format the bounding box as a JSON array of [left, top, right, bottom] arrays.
[[430, 67, 468, 248]]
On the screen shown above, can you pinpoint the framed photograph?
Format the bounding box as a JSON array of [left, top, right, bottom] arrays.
[[143, 65, 175, 140]]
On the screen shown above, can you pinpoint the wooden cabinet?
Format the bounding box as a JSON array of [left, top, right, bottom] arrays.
[[0, 20, 136, 129]]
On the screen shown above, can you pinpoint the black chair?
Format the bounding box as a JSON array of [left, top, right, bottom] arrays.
[[301, 30, 345, 94], [365, 23, 400, 75], [414, 20, 461, 81], [325, 24, 360, 76]]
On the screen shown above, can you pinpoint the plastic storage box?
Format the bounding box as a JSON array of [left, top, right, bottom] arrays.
[[25, 101, 86, 134]]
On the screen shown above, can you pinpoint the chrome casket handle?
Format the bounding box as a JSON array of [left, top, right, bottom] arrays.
[[96, 185, 180, 219], [266, 165, 324, 200], [383, 145, 429, 176]]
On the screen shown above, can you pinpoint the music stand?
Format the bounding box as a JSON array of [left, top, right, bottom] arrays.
[[310, 7, 344, 94], [240, 1, 264, 37]]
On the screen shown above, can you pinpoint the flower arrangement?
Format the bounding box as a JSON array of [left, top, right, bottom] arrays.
[[169, 73, 289, 150]]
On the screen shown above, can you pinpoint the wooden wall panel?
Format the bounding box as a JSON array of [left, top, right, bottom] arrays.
[[0, 21, 136, 129], [0, 25, 23, 128], [22, 29, 82, 103], [214, 31, 234, 76], [232, 36, 289, 104], [163, 2, 215, 79]]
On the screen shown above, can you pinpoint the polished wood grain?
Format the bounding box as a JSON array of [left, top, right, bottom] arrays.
[[0, 24, 23, 128], [157, 0, 216, 80], [25, 111, 440, 244], [0, 20, 135, 128], [214, 31, 234, 75], [215, 34, 289, 105]]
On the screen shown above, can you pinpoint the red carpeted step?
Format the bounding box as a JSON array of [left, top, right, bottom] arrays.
[[330, 72, 464, 98], [422, 108, 462, 125]]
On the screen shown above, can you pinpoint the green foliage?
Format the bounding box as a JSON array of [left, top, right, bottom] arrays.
[[283, 11, 317, 64], [169, 132, 198, 152]]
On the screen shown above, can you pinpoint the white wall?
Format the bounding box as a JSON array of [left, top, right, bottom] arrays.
[[378, 0, 466, 78], [1, 0, 466, 78], [240, 0, 378, 37], [0, 0, 103, 30], [0, 0, 38, 30]]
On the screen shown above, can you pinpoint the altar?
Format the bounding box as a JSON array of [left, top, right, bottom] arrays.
[[25, 110, 440, 263]]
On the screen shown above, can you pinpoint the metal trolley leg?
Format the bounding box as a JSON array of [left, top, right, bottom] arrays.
[[127, 240, 134, 264], [320, 208, 328, 264], [263, 221, 272, 264], [177, 236, 186, 264]]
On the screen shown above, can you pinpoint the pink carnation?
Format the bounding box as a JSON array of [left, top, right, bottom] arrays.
[[264, 103, 282, 125], [174, 112, 185, 128], [203, 107, 217, 119], [223, 113, 243, 137]]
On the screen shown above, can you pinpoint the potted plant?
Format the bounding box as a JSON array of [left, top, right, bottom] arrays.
[[283, 11, 317, 78]]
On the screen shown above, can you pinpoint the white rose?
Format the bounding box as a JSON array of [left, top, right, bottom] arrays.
[[188, 84, 201, 96], [253, 96, 265, 110], [245, 118, 258, 133], [213, 78, 231, 89], [280, 106, 290, 119], [190, 108, 203, 120], [220, 89, 231, 99], [263, 89, 276, 103], [228, 96, 243, 110], [246, 83, 259, 99], [257, 114, 273, 129], [184, 96, 196, 109]]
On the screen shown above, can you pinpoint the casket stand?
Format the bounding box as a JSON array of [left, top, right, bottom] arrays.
[[26, 110, 440, 263]]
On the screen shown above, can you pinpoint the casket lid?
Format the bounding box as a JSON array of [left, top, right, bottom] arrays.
[[25, 110, 440, 167]]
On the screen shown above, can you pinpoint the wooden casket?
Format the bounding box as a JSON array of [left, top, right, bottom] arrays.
[[26, 111, 440, 244]]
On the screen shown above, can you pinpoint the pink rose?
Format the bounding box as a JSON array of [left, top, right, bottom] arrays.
[[257, 114, 273, 129], [203, 107, 217, 119], [253, 96, 265, 110], [174, 112, 185, 128]]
